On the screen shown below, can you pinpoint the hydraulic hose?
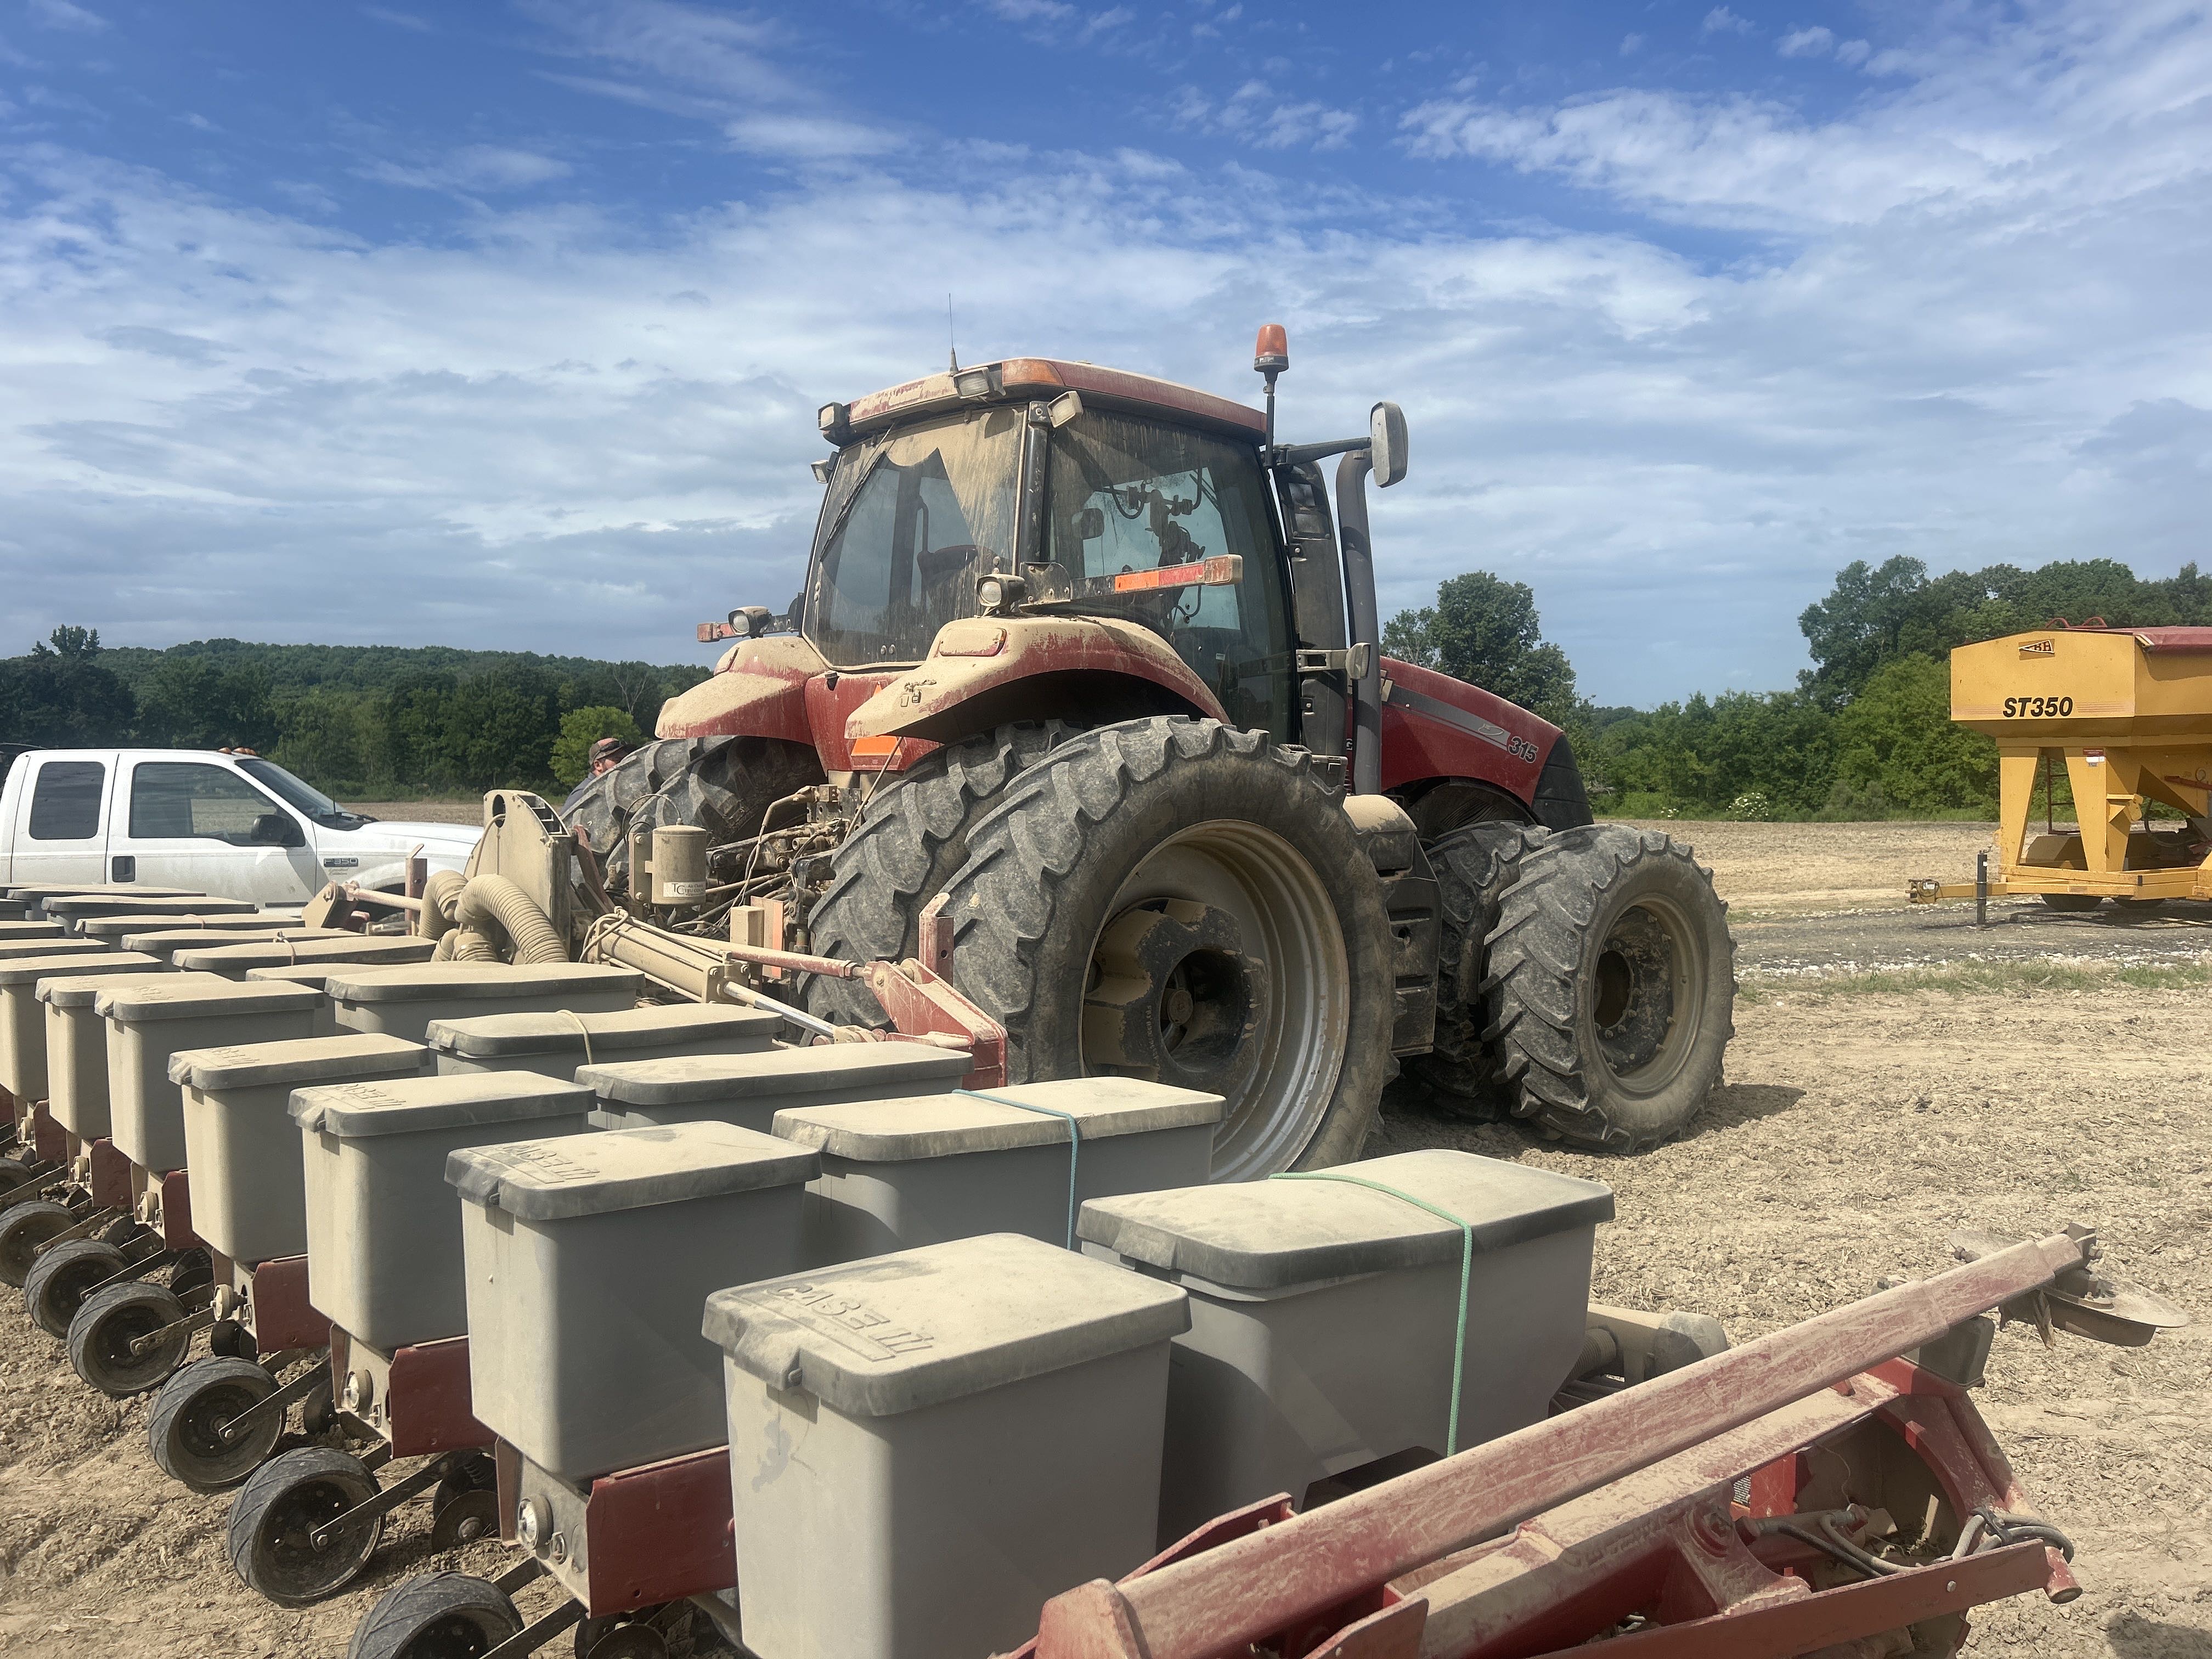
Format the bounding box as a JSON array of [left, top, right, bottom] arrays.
[[444, 928, 504, 963], [416, 869, 465, 943], [454, 874, 567, 965]]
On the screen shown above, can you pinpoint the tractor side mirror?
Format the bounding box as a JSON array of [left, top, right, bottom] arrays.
[[1077, 505, 1105, 540], [1369, 402, 1409, 488]]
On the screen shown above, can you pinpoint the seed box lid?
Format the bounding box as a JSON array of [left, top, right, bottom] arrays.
[[582, 1043, 968, 1106], [171, 1033, 428, 1092], [772, 1078, 1223, 1161], [290, 1070, 592, 1138], [44, 970, 229, 1009], [0, 951, 161, 986], [328, 963, 640, 1003], [0, 922, 67, 941], [427, 1003, 779, 1058], [706, 1232, 1189, 1418], [42, 894, 256, 919], [448, 1120, 817, 1220], [80, 912, 303, 941], [1076, 1149, 1615, 1289], [0, 938, 108, 963], [94, 977, 324, 1024], [177, 937, 438, 973]]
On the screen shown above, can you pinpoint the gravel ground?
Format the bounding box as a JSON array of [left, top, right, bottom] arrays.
[[0, 821, 2202, 1656]]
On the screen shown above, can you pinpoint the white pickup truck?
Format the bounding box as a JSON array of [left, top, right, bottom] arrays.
[[0, 748, 481, 904]]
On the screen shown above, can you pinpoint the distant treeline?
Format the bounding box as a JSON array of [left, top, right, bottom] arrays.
[[1389, 555, 2212, 821], [0, 631, 708, 797], [10, 552, 2207, 818]]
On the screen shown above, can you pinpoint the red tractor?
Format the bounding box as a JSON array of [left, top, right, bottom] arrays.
[[563, 329, 1734, 1177]]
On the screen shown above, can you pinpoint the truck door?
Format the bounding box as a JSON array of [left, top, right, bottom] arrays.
[[119, 758, 322, 903], [10, 755, 115, 885]]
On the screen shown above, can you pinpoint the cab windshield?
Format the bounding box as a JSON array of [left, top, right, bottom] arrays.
[[238, 758, 371, 828], [805, 407, 1022, 667]]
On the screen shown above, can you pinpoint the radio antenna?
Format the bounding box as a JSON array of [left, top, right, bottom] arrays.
[[947, 294, 958, 372]]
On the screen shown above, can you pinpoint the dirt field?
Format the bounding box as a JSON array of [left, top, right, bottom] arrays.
[[0, 822, 2203, 1657]]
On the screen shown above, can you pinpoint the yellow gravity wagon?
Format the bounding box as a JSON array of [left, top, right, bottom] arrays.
[[1913, 623, 2212, 909]]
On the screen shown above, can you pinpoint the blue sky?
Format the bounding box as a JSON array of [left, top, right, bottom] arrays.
[[4, 1, 2209, 706]]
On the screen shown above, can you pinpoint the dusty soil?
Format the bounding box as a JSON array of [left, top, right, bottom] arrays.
[[0, 821, 2202, 1656]]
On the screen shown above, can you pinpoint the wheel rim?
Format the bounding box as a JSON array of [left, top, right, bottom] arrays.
[[83, 1298, 177, 1392], [398, 1611, 515, 1658], [37, 1255, 120, 1333], [1589, 894, 1707, 1097], [256, 1475, 377, 1599], [1080, 821, 1348, 1181], [0, 1207, 68, 1285], [175, 1380, 274, 1481]]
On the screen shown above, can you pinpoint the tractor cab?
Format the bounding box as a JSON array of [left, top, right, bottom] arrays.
[[800, 359, 1301, 740]]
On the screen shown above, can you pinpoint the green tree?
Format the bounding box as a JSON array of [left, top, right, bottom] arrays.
[[551, 706, 642, 786], [1383, 572, 1579, 723], [0, 626, 137, 744], [1830, 654, 1997, 814], [133, 657, 278, 750], [272, 689, 379, 791]]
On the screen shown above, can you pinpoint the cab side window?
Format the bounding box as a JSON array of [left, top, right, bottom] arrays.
[[129, 763, 301, 848], [27, 761, 105, 840]]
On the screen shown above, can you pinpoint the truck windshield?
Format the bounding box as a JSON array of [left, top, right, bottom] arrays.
[[238, 758, 371, 828], [806, 407, 1023, 668]]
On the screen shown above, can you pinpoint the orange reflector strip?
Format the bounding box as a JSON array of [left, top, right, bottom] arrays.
[[1111, 555, 1242, 594], [850, 735, 899, 757]]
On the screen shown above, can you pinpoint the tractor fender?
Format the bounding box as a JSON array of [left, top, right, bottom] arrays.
[[845, 616, 1228, 746], [653, 634, 824, 742], [1379, 656, 1587, 831]]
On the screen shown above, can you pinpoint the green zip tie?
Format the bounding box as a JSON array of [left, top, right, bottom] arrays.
[[1270, 1170, 1474, 1454], [957, 1088, 1081, 1250]]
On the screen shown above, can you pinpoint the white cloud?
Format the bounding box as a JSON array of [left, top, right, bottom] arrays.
[[360, 5, 433, 31], [724, 115, 903, 159], [1777, 25, 1833, 58], [1702, 7, 1753, 36], [1620, 33, 1644, 56], [26, 0, 106, 32], [1835, 38, 1871, 66], [1177, 81, 1359, 150], [364, 145, 573, 194]]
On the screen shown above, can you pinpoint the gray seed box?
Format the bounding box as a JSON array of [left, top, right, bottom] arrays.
[[242, 964, 369, 1036], [1078, 1149, 1613, 1545], [291, 1070, 595, 1350], [95, 979, 325, 1175], [449, 1121, 817, 1480], [173, 1034, 431, 1264], [41, 972, 229, 1141], [42, 894, 255, 932], [581, 1044, 969, 1134], [328, 963, 641, 1044], [707, 1233, 1189, 1659], [428, 1003, 781, 1081], [0, 952, 161, 1101], [771, 1078, 1223, 1263], [119, 927, 348, 964]]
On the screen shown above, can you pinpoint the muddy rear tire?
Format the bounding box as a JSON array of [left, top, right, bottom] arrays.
[[803, 722, 1085, 1028], [939, 717, 1393, 1180], [1486, 825, 1735, 1152], [559, 735, 824, 899], [1402, 821, 1548, 1118]]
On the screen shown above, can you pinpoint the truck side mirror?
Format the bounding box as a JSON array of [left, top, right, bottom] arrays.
[[1077, 505, 1105, 540], [1369, 402, 1409, 488]]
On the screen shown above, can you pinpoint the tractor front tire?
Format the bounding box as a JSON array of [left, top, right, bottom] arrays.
[[1486, 825, 1735, 1153], [803, 722, 1085, 1028], [1403, 821, 1549, 1118], [939, 717, 1394, 1180]]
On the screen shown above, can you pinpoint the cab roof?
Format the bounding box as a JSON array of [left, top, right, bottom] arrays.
[[838, 357, 1267, 444]]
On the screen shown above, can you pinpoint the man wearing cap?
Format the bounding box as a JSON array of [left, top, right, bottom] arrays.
[[561, 736, 634, 815]]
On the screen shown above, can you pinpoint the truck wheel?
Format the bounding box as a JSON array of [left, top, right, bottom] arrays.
[[804, 722, 1084, 1026], [940, 717, 1394, 1180], [1486, 825, 1735, 1152], [559, 736, 824, 900], [1403, 821, 1548, 1117]]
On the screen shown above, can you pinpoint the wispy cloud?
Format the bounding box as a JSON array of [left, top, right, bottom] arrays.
[[26, 0, 106, 32], [360, 5, 434, 33], [363, 145, 573, 195], [1777, 25, 1833, 58], [1702, 7, 1753, 37], [1175, 81, 1359, 151]]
